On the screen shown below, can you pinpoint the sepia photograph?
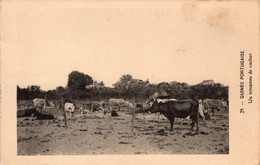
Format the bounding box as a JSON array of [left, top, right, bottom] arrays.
[[1, 0, 259, 164], [17, 77, 229, 155]]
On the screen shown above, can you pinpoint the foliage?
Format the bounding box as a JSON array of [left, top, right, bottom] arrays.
[[67, 71, 93, 91], [113, 75, 150, 100], [17, 72, 228, 102], [17, 85, 45, 100]]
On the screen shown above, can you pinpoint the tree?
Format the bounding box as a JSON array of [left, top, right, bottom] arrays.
[[46, 89, 58, 100], [67, 71, 93, 91], [28, 85, 41, 99], [169, 82, 192, 99], [98, 81, 105, 88], [113, 75, 132, 89], [190, 81, 228, 100], [113, 75, 151, 100], [55, 86, 65, 95], [129, 79, 150, 100], [17, 85, 43, 100], [113, 74, 133, 99], [157, 82, 172, 97]]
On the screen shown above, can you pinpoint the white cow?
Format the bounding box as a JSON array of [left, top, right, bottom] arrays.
[[33, 98, 56, 111], [109, 98, 126, 111], [109, 98, 125, 106], [33, 98, 45, 111], [64, 103, 75, 116], [80, 106, 91, 114], [125, 100, 134, 109], [202, 98, 227, 116]]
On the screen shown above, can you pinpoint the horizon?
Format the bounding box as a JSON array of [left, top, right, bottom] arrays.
[[17, 75, 228, 91]]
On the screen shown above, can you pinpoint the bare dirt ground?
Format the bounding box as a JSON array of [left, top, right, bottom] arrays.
[[17, 108, 229, 155]]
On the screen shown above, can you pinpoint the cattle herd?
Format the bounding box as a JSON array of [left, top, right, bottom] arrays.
[[17, 94, 229, 155]]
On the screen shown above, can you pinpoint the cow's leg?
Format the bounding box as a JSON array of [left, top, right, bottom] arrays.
[[187, 116, 190, 126], [196, 111, 199, 132], [190, 115, 195, 131], [198, 108, 206, 126], [180, 118, 184, 125], [190, 121, 195, 131], [170, 117, 175, 131], [212, 109, 215, 116]]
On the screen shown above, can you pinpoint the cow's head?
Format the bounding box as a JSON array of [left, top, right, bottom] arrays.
[[149, 100, 160, 113], [144, 100, 152, 109]]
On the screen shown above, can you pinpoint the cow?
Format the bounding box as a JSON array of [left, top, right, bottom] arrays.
[[109, 98, 135, 111], [125, 100, 134, 109], [33, 98, 57, 111], [92, 103, 101, 112], [202, 99, 227, 116], [146, 91, 170, 104], [48, 101, 56, 107], [79, 106, 91, 114], [64, 102, 75, 116], [33, 98, 46, 112], [109, 98, 125, 106], [101, 102, 110, 114], [109, 98, 125, 111], [146, 92, 161, 104], [149, 99, 199, 132]]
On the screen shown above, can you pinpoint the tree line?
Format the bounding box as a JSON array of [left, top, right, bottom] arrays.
[[17, 71, 228, 102]]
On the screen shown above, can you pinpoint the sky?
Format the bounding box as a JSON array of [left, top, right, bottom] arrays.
[[11, 1, 232, 91]]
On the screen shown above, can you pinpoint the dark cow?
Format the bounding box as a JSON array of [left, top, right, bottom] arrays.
[[149, 99, 199, 132], [111, 110, 119, 117]]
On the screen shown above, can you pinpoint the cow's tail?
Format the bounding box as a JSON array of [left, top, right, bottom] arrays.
[[196, 101, 199, 116], [194, 99, 199, 112], [194, 100, 199, 131]]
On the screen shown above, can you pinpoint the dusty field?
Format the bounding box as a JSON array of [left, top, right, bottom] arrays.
[[17, 107, 229, 155]]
